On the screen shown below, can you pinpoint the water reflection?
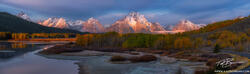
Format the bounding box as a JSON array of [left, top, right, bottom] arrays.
[[0, 41, 72, 59], [0, 42, 35, 50], [11, 42, 27, 48], [0, 44, 79, 74], [0, 45, 6, 50], [0, 42, 36, 59]]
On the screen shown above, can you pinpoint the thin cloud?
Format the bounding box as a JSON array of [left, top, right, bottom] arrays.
[[0, 0, 249, 25]]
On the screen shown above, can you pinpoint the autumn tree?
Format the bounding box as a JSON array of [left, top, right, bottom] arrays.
[[12, 33, 28, 40], [236, 43, 244, 52], [0, 32, 11, 40], [206, 40, 213, 46], [174, 37, 193, 50], [215, 31, 237, 48], [153, 35, 175, 50], [193, 37, 204, 49], [76, 34, 94, 47], [122, 34, 145, 48]]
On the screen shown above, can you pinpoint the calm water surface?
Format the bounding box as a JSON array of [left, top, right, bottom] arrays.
[[0, 42, 79, 74]]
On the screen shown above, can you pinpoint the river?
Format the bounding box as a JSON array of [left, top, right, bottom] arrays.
[[0, 42, 79, 74]]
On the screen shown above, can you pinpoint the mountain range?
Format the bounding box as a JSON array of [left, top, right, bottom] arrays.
[[0, 12, 81, 33], [18, 12, 205, 33], [38, 18, 69, 29]]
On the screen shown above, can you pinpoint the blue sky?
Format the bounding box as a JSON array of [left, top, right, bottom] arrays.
[[0, 0, 250, 25]]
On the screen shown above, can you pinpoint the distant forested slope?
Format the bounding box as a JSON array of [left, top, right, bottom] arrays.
[[0, 12, 82, 33]]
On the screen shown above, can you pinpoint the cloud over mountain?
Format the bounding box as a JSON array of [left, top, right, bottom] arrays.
[[1, 0, 250, 25]]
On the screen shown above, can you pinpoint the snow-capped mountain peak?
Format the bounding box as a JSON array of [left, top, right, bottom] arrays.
[[17, 12, 31, 21], [68, 20, 85, 31], [54, 18, 68, 28], [126, 12, 151, 27], [86, 17, 99, 24], [39, 17, 69, 29], [107, 12, 165, 33], [68, 20, 84, 26], [40, 18, 52, 27], [81, 17, 105, 33], [172, 20, 201, 32]]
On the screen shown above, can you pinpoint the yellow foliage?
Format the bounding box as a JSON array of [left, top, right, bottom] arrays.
[[236, 43, 244, 52], [238, 32, 248, 43], [174, 37, 193, 50], [206, 40, 212, 46], [193, 37, 204, 48], [215, 31, 240, 48], [76, 34, 94, 47], [12, 33, 28, 40]]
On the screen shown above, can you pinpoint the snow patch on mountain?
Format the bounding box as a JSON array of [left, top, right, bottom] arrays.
[[39, 18, 69, 29], [172, 20, 201, 32], [68, 20, 84, 31], [17, 12, 31, 21], [81, 17, 105, 33]]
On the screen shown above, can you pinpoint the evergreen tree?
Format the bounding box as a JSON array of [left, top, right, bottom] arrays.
[[213, 44, 220, 53]]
